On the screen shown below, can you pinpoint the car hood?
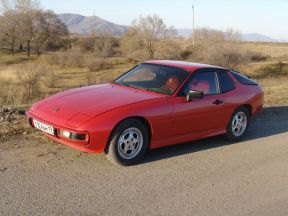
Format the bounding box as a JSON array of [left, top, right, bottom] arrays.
[[30, 83, 163, 128]]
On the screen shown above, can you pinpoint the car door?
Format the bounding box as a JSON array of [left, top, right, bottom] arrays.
[[215, 69, 238, 128], [172, 69, 225, 137]]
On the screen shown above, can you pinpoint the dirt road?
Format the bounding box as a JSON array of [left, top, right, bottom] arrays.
[[0, 106, 288, 216]]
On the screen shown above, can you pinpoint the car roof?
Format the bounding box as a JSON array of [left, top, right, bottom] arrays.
[[144, 60, 225, 72]]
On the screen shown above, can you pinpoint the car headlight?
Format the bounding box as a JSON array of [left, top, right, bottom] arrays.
[[59, 129, 87, 141]]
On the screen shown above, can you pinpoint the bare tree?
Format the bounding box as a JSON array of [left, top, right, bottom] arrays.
[[0, 10, 19, 55], [185, 27, 248, 68], [17, 10, 36, 56], [94, 31, 115, 67], [14, 0, 39, 10], [120, 27, 144, 59], [1, 0, 39, 12], [32, 10, 68, 56], [225, 28, 242, 42], [1, 0, 67, 57], [1, 0, 12, 12], [132, 15, 174, 58], [11, 0, 39, 56]]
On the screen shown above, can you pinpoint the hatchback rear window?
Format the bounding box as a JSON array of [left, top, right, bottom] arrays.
[[230, 71, 258, 85]]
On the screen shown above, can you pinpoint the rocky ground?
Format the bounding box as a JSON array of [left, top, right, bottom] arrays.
[[0, 106, 31, 139]]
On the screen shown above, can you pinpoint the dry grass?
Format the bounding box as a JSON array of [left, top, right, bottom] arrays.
[[258, 77, 288, 105], [240, 42, 288, 59], [0, 41, 287, 106]]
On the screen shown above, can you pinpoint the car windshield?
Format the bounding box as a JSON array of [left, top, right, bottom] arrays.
[[113, 64, 189, 95]]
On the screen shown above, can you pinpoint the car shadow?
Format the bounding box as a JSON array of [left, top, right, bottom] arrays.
[[142, 106, 288, 164]]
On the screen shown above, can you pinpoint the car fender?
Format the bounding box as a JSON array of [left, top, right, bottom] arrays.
[[79, 96, 174, 152]]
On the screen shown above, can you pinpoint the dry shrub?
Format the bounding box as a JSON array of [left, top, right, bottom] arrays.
[[36, 55, 57, 88], [185, 42, 249, 69], [80, 37, 96, 53], [17, 62, 48, 103], [213, 46, 249, 68], [255, 62, 288, 78], [86, 58, 104, 71], [180, 49, 193, 60], [0, 80, 18, 105], [120, 28, 145, 60], [248, 52, 269, 62], [50, 52, 85, 68], [44, 69, 57, 88], [156, 39, 182, 59], [85, 56, 113, 72], [182, 27, 250, 68]]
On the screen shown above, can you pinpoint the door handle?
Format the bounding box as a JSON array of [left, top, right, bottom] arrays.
[[213, 99, 224, 105]]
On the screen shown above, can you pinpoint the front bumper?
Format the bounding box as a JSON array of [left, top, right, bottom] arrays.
[[26, 110, 102, 154]]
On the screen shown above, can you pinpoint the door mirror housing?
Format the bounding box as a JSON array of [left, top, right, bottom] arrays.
[[186, 90, 204, 102]]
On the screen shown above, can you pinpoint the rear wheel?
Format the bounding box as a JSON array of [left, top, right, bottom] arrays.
[[105, 119, 149, 166], [225, 107, 250, 141]]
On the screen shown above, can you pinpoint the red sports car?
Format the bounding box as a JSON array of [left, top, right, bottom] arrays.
[[27, 60, 264, 165]]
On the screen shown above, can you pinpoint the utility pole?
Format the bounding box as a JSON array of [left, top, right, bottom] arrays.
[[192, 4, 195, 46], [91, 9, 96, 36]]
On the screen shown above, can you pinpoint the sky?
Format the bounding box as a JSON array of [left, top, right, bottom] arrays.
[[40, 0, 288, 39]]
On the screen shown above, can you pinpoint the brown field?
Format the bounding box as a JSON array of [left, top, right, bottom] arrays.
[[0, 40, 288, 106]]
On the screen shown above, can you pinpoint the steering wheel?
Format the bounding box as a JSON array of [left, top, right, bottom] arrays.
[[160, 86, 174, 94]]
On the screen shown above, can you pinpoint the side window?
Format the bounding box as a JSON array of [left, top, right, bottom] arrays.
[[188, 72, 218, 95], [217, 70, 236, 93]]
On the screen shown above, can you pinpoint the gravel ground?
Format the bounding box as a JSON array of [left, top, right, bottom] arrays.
[[0, 106, 30, 139], [0, 106, 288, 216]]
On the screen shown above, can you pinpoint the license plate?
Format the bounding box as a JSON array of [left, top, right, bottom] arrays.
[[33, 119, 55, 136]]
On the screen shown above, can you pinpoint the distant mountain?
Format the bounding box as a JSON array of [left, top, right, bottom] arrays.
[[58, 13, 282, 43], [58, 13, 128, 36], [176, 29, 279, 42], [176, 28, 193, 38], [242, 33, 278, 42]]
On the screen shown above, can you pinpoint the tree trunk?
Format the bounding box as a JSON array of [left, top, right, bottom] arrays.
[[27, 41, 30, 57], [147, 41, 154, 59], [36, 41, 40, 57], [19, 43, 23, 51], [11, 38, 15, 56]]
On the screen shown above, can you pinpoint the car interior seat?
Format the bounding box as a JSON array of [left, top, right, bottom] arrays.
[[165, 75, 179, 92], [190, 80, 211, 94]]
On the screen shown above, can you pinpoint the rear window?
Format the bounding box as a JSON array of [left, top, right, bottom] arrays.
[[217, 71, 236, 93], [230, 71, 258, 85]]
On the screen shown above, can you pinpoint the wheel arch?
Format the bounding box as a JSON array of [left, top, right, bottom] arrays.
[[241, 104, 252, 116], [104, 116, 153, 153], [226, 104, 252, 129]]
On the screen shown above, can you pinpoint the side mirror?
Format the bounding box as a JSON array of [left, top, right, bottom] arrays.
[[186, 90, 204, 102]]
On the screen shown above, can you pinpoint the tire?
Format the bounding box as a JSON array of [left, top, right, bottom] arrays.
[[105, 119, 149, 166], [225, 106, 250, 141]]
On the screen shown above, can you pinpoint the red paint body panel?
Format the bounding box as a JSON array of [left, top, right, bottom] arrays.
[[27, 61, 264, 154]]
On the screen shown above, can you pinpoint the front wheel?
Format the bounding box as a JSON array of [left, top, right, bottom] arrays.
[[225, 107, 250, 141], [105, 119, 149, 166]]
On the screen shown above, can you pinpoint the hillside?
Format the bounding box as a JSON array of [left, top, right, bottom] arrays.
[[58, 13, 282, 43], [242, 33, 278, 42], [58, 13, 128, 36]]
